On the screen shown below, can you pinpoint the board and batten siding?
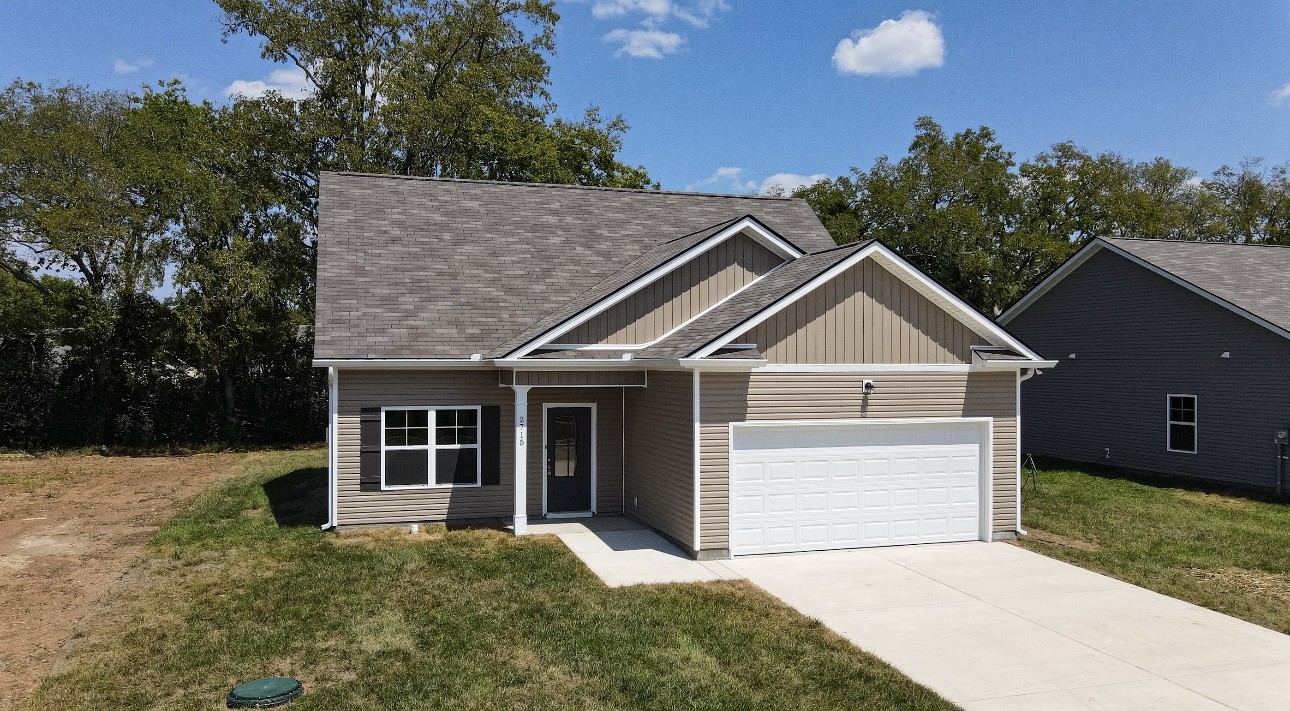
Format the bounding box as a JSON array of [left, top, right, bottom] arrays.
[[557, 233, 783, 346], [623, 370, 695, 551], [335, 369, 624, 526], [698, 370, 1019, 551], [1007, 248, 1290, 490], [736, 257, 985, 364]]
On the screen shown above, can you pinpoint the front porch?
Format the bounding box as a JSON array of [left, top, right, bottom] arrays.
[[520, 516, 739, 586]]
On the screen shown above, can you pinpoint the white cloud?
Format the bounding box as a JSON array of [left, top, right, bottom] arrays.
[[1271, 83, 1290, 104], [223, 67, 313, 100], [758, 172, 829, 195], [113, 57, 154, 74], [833, 10, 944, 77], [686, 167, 828, 195], [592, 0, 727, 27], [604, 28, 685, 58], [591, 0, 727, 59]]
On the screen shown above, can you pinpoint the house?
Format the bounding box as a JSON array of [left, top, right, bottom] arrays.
[[313, 172, 1054, 559], [1000, 237, 1290, 493]]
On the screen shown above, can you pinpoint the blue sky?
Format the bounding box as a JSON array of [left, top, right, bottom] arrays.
[[2, 0, 1287, 193]]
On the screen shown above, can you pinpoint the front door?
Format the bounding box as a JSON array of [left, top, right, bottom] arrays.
[[546, 406, 593, 513]]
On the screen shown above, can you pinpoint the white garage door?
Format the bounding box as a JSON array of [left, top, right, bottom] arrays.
[[730, 420, 987, 555]]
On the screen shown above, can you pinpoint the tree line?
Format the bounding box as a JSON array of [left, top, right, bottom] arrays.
[[794, 116, 1289, 314], [2, 1, 1286, 451], [0, 0, 652, 450]]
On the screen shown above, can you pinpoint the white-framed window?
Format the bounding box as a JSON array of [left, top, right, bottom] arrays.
[[1167, 395, 1197, 454], [382, 406, 481, 488]]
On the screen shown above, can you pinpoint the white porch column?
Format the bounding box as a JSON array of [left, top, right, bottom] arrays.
[[512, 385, 532, 535]]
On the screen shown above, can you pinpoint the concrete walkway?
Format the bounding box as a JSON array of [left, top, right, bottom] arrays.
[[530, 517, 739, 587], [723, 542, 1290, 711]]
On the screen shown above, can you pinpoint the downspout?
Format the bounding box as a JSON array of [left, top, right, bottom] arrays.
[[323, 367, 338, 530], [1016, 368, 1037, 536]]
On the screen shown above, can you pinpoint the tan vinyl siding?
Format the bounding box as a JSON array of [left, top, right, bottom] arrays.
[[623, 370, 694, 551], [504, 370, 647, 387], [559, 233, 783, 346], [697, 370, 1018, 550], [335, 370, 624, 526], [737, 257, 984, 364]]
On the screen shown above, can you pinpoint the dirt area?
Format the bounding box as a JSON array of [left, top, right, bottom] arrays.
[[1187, 566, 1290, 604], [1021, 527, 1102, 552], [0, 453, 241, 711]]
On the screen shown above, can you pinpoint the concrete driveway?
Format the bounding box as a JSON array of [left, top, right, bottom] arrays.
[[721, 542, 1290, 711]]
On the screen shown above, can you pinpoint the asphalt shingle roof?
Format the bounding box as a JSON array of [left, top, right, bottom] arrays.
[[636, 242, 871, 359], [315, 173, 837, 359], [1105, 238, 1290, 335]]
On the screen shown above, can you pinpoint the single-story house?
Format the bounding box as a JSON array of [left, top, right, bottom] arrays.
[[1000, 237, 1290, 493], [314, 172, 1054, 559]]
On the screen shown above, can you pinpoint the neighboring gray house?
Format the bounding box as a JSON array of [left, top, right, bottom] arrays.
[[314, 172, 1053, 559], [1000, 238, 1290, 493]]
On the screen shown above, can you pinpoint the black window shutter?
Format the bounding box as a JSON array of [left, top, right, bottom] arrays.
[[359, 407, 382, 491], [481, 405, 502, 485]]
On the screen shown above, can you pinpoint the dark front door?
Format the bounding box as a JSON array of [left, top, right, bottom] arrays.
[[546, 407, 592, 513]]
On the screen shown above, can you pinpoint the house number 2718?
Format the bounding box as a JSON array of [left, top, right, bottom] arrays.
[[518, 415, 526, 446]]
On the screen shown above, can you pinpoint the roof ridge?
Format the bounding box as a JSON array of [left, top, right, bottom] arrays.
[[806, 239, 872, 256], [659, 216, 744, 245], [324, 170, 800, 201], [1106, 237, 1290, 250]]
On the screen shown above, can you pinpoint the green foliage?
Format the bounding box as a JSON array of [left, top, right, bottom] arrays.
[[800, 117, 1290, 314], [0, 0, 654, 449]]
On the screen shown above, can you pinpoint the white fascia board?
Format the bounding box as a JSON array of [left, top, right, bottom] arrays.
[[493, 358, 658, 370], [998, 240, 1103, 325], [678, 357, 767, 371], [973, 359, 1059, 370], [312, 358, 490, 369], [507, 217, 803, 359]]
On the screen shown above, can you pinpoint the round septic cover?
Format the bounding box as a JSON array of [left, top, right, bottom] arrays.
[[227, 677, 303, 708]]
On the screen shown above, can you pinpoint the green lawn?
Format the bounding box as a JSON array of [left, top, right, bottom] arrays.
[[25, 450, 955, 711], [1016, 459, 1290, 634]]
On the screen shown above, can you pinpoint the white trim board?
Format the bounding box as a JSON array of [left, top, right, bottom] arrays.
[[693, 242, 1046, 361], [507, 217, 803, 359], [999, 238, 1290, 342]]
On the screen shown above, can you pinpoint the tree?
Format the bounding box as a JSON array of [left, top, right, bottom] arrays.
[[217, 0, 653, 225], [798, 117, 1073, 313]]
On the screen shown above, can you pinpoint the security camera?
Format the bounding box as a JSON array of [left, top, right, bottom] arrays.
[[862, 379, 875, 395]]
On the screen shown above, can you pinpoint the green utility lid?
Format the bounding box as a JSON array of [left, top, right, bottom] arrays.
[[226, 677, 303, 708]]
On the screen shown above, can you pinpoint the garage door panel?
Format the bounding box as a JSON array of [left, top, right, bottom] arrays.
[[731, 422, 985, 555]]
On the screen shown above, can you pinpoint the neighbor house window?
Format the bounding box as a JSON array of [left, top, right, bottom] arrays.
[[383, 407, 481, 488], [1167, 395, 1197, 454]]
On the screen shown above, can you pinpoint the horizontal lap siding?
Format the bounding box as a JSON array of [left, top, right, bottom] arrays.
[[737, 258, 983, 364], [514, 370, 646, 387], [698, 371, 1019, 550], [623, 371, 694, 551], [335, 370, 624, 526], [559, 234, 783, 345], [1009, 249, 1290, 490]]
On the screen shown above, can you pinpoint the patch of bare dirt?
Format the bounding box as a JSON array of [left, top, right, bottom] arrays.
[[1187, 567, 1290, 603], [1177, 491, 1252, 510], [1023, 528, 1102, 552], [0, 453, 242, 711]]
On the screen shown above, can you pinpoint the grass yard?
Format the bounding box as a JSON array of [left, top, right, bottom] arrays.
[[1017, 459, 1290, 634], [24, 450, 955, 711]]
